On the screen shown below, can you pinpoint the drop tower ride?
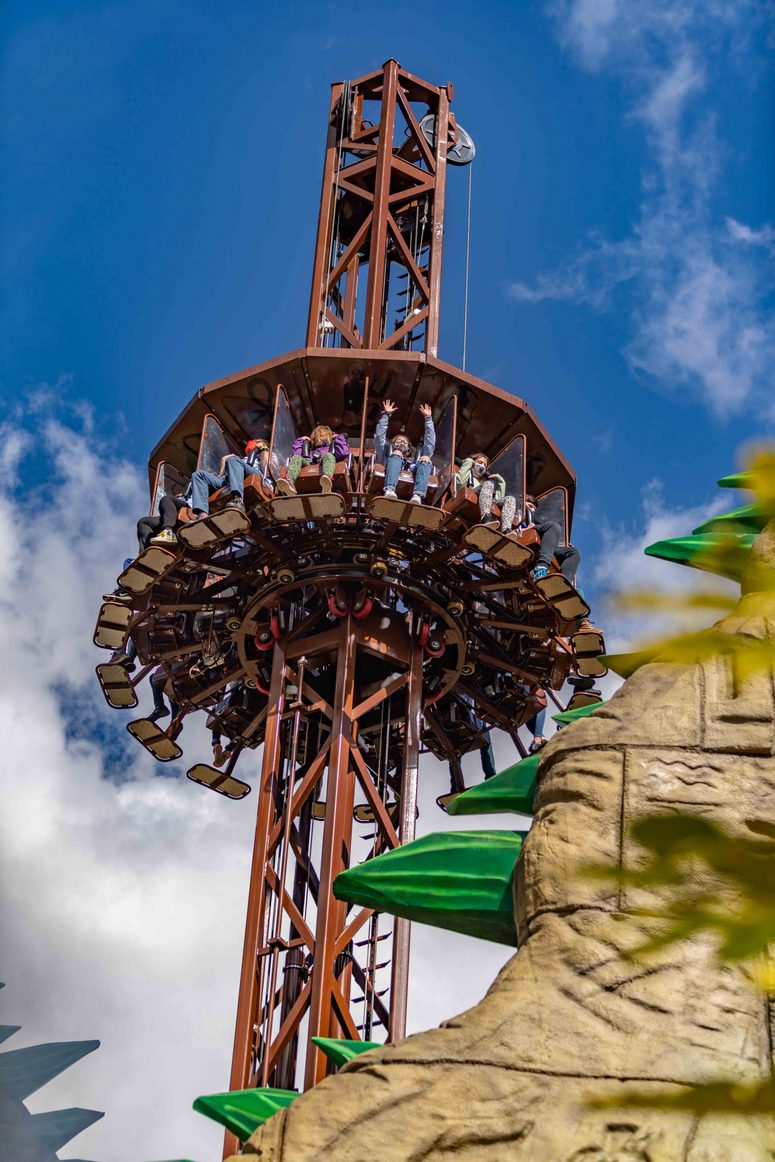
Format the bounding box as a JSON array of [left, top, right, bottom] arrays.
[[92, 59, 605, 1160]]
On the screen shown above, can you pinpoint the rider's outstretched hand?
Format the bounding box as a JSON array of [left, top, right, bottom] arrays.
[[382, 399, 397, 414], [419, 403, 432, 418]]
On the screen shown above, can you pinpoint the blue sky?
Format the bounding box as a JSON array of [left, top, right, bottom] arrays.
[[1, 3, 774, 1159], [4, 0, 773, 607]]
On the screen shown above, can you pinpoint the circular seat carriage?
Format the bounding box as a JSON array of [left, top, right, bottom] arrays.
[[95, 359, 603, 789]]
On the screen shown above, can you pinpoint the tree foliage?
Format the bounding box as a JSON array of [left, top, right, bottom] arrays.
[[584, 447, 775, 1117]]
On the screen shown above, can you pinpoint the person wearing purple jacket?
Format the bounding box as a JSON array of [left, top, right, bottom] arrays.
[[276, 425, 350, 495]]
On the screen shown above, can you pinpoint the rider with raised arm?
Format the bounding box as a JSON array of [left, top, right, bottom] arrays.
[[374, 400, 436, 504]]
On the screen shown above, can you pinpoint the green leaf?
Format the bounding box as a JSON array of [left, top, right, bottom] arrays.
[[0, 1040, 100, 1102], [193, 1087, 299, 1140], [552, 702, 607, 724], [717, 471, 754, 490], [644, 532, 756, 583], [445, 754, 539, 817], [334, 831, 525, 946], [632, 814, 723, 853], [584, 813, 775, 965], [693, 503, 769, 535], [311, 1037, 380, 1067]]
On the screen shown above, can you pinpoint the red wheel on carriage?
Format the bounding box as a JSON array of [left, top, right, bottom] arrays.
[[352, 595, 373, 620], [327, 593, 349, 618]]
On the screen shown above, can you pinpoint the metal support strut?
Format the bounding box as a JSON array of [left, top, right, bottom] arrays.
[[225, 610, 424, 1156]]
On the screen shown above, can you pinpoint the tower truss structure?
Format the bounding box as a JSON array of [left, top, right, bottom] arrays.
[[306, 59, 455, 356]]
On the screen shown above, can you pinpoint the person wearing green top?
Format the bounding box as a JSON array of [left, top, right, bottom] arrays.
[[456, 452, 517, 534]]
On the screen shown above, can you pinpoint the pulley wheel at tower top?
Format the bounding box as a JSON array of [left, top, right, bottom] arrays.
[[418, 113, 476, 165]]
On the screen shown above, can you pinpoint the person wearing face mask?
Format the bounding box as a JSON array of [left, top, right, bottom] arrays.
[[457, 452, 517, 535], [374, 399, 436, 504]]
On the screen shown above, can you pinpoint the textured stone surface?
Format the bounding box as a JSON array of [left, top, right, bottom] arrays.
[[232, 533, 775, 1161]]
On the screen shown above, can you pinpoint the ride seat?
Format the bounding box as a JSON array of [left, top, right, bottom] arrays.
[[144, 625, 186, 657], [244, 473, 274, 506], [291, 456, 353, 494], [364, 454, 440, 501], [183, 473, 272, 519], [206, 697, 266, 747], [444, 488, 540, 549], [443, 486, 508, 526]]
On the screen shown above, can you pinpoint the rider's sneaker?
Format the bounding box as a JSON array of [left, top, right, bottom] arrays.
[[576, 617, 598, 632], [383, 487, 398, 500], [148, 706, 170, 723], [568, 674, 596, 690], [151, 528, 177, 546], [109, 650, 135, 672], [320, 474, 333, 493], [226, 494, 245, 511], [213, 743, 225, 768], [532, 565, 549, 581], [410, 494, 422, 504], [104, 587, 132, 604], [276, 478, 296, 496]]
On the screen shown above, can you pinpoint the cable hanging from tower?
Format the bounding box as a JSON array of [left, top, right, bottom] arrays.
[[462, 160, 473, 371]]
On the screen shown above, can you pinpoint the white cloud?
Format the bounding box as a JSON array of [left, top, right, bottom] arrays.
[[0, 426, 32, 486], [550, 1, 750, 76], [508, 233, 638, 307], [510, 1, 775, 418], [636, 50, 707, 174], [626, 236, 775, 415], [726, 216, 775, 251], [0, 400, 530, 1160], [593, 476, 737, 651], [0, 400, 259, 1161]]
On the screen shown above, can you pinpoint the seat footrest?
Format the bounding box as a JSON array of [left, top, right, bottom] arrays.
[[463, 525, 533, 570], [572, 628, 607, 676], [119, 546, 178, 595], [95, 663, 138, 709], [294, 462, 351, 494], [353, 801, 399, 825], [368, 495, 445, 532], [186, 763, 251, 799], [270, 494, 346, 521], [178, 507, 251, 550], [534, 573, 590, 620], [566, 690, 603, 712], [127, 718, 183, 762], [93, 600, 132, 650]]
